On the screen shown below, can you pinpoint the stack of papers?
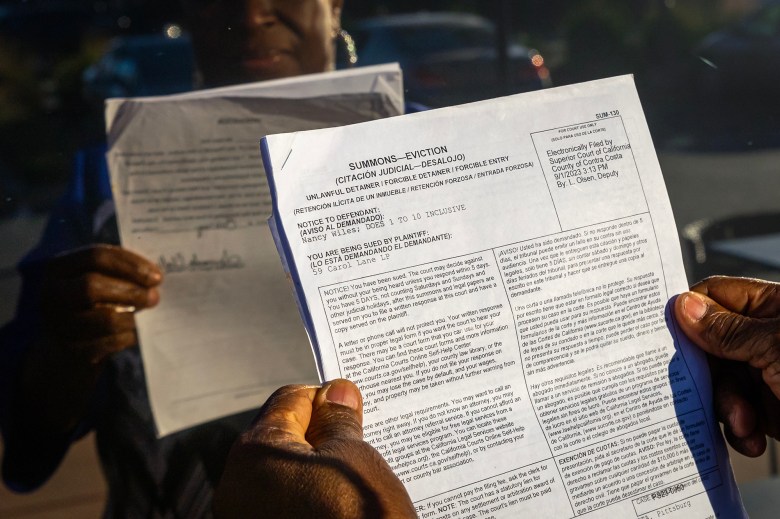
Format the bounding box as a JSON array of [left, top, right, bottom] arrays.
[[106, 64, 404, 435]]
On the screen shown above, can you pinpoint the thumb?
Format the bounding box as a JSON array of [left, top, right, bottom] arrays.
[[306, 379, 364, 450], [675, 291, 780, 395]]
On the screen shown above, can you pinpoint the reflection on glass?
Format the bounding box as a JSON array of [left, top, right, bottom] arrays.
[[165, 24, 183, 39]]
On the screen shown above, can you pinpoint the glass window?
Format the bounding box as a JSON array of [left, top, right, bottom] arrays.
[[2, 1, 780, 514]]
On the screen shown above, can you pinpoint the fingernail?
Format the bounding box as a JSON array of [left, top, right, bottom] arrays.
[[147, 269, 162, 284], [140, 264, 162, 284], [324, 380, 360, 411], [683, 293, 708, 322], [146, 288, 160, 307]]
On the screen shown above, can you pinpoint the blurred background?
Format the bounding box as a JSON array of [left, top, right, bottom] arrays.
[[2, 0, 780, 517]]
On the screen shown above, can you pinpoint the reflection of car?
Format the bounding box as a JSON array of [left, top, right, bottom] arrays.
[[83, 33, 195, 100], [695, 1, 780, 99], [349, 12, 551, 107]]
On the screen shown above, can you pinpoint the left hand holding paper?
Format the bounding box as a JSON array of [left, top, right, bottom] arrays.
[[214, 379, 416, 519]]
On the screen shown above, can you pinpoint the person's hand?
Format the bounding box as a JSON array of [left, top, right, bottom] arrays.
[[40, 244, 162, 364], [20, 244, 161, 433], [674, 276, 780, 457], [214, 379, 416, 519]]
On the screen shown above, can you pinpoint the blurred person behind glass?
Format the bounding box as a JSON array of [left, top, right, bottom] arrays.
[[0, 1, 351, 516]]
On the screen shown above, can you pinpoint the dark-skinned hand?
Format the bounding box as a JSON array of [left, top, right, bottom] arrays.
[[214, 379, 417, 519], [20, 244, 161, 434], [675, 276, 780, 457]]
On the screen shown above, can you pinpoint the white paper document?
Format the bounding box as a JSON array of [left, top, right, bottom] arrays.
[[263, 76, 745, 518], [105, 64, 404, 435]]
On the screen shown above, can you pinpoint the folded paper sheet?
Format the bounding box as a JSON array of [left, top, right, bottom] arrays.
[[106, 64, 404, 435], [263, 76, 746, 518]]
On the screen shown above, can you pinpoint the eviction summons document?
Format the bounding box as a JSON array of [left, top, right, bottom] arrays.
[[263, 76, 746, 518], [105, 64, 403, 435]]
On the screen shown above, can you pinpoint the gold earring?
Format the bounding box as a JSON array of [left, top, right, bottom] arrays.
[[336, 29, 358, 66]]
